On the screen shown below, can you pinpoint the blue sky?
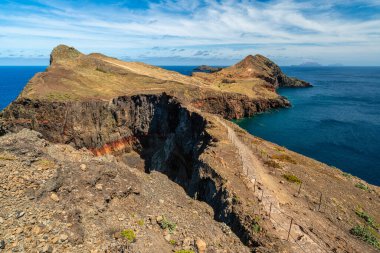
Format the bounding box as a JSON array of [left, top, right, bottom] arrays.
[[1, 0, 380, 66]]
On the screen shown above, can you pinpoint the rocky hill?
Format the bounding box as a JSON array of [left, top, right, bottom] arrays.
[[0, 45, 379, 253]]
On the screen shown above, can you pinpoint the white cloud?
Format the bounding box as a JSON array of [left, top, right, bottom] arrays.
[[0, 0, 379, 65]]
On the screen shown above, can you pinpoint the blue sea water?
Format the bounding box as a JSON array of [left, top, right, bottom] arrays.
[[0, 66, 379, 185], [0, 66, 47, 109]]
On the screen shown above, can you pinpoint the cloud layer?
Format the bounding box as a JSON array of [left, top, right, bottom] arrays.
[[1, 0, 380, 65]]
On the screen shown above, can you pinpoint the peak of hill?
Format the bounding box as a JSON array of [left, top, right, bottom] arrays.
[[1, 46, 377, 253], [193, 53, 311, 89], [50, 44, 82, 65]]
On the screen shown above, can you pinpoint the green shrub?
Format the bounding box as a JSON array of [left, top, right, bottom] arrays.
[[120, 229, 136, 243], [175, 250, 194, 253], [272, 154, 297, 164], [137, 219, 144, 226], [350, 225, 380, 249], [355, 209, 378, 229], [169, 239, 176, 245], [342, 172, 352, 178], [264, 160, 281, 169], [282, 174, 302, 184], [355, 182, 369, 191], [159, 217, 177, 233], [252, 223, 261, 233]]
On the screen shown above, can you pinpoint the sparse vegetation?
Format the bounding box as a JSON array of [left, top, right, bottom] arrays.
[[137, 219, 144, 226], [120, 229, 136, 243], [355, 182, 369, 191], [0, 155, 16, 161], [264, 160, 281, 169], [169, 239, 176, 245], [355, 209, 379, 229], [159, 216, 177, 233], [272, 154, 297, 164], [342, 172, 352, 178], [175, 250, 195, 253], [34, 158, 55, 169], [350, 225, 380, 249], [252, 223, 261, 233], [282, 173, 302, 184]]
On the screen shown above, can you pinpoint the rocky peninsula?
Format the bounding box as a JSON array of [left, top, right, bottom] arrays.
[[0, 45, 378, 253]]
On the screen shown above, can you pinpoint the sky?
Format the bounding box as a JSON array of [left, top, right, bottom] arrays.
[[0, 0, 380, 66]]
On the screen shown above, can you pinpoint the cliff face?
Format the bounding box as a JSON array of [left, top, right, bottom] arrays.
[[0, 93, 274, 249]]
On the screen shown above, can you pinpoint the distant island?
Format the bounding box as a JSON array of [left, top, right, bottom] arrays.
[[292, 62, 344, 67], [193, 65, 223, 73]]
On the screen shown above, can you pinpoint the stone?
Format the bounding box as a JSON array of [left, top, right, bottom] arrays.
[[0, 217, 4, 223], [80, 164, 87, 171], [50, 193, 59, 202], [15, 227, 24, 234], [182, 237, 192, 248], [159, 199, 164, 204], [15, 211, 25, 219], [32, 226, 42, 235], [59, 234, 68, 242], [164, 234, 171, 242], [51, 236, 59, 244], [280, 180, 284, 184], [156, 215, 163, 223], [95, 183, 103, 191], [0, 240, 5, 249], [195, 238, 207, 253], [40, 244, 53, 253]]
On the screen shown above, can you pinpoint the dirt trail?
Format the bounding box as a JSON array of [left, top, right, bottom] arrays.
[[215, 116, 328, 253]]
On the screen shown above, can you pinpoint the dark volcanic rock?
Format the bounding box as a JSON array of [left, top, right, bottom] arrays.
[[193, 65, 223, 73]]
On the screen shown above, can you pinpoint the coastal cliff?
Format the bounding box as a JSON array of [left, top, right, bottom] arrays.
[[0, 45, 379, 253]]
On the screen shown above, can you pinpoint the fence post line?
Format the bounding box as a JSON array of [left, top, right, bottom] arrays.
[[269, 203, 272, 219], [287, 218, 293, 241], [253, 179, 256, 193], [318, 192, 323, 211], [297, 182, 302, 196]]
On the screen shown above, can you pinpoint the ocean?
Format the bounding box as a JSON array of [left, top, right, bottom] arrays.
[[0, 66, 379, 185]]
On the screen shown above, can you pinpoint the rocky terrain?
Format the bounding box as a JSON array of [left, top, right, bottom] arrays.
[[0, 45, 379, 253]]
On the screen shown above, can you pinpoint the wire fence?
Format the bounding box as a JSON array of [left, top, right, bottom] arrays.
[[217, 118, 333, 253]]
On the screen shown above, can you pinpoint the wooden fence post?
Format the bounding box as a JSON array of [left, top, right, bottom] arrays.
[[297, 182, 302, 196], [287, 218, 293, 241], [269, 203, 272, 219], [318, 192, 323, 211]]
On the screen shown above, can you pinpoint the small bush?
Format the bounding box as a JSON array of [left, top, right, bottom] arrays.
[[252, 223, 261, 233], [350, 225, 380, 249], [159, 217, 177, 233], [169, 239, 176, 245], [355, 182, 369, 191], [137, 219, 144, 226], [175, 250, 195, 253], [120, 229, 136, 243], [282, 174, 302, 184], [272, 154, 296, 164], [342, 172, 352, 178], [355, 209, 378, 229], [264, 160, 281, 169]]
